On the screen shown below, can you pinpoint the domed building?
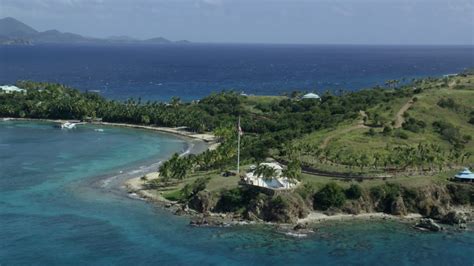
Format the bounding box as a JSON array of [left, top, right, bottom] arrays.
[[301, 93, 321, 100]]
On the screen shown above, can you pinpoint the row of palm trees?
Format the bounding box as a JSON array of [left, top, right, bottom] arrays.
[[293, 142, 471, 173]]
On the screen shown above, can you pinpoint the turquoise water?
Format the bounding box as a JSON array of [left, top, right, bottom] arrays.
[[1, 121, 473, 265]]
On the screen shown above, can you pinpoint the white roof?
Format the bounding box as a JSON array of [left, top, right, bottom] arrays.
[[259, 162, 283, 171], [302, 93, 320, 99], [455, 168, 474, 179], [0, 85, 26, 93]]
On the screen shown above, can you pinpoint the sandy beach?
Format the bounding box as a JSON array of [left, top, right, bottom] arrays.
[[124, 173, 175, 205], [1, 117, 218, 146], [298, 211, 422, 224]]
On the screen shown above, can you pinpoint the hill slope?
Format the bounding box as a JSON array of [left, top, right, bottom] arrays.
[[290, 74, 474, 175], [0, 17, 38, 37]]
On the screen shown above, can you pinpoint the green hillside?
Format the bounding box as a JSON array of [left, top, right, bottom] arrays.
[[289, 74, 474, 176]]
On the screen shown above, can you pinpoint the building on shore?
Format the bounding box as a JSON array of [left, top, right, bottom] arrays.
[[454, 168, 474, 182], [0, 85, 26, 94], [301, 93, 321, 100], [241, 162, 299, 190]]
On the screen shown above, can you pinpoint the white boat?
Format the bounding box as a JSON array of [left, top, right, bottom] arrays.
[[61, 122, 76, 129]]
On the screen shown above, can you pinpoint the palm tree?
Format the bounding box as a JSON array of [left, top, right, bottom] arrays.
[[254, 164, 277, 180], [283, 159, 302, 181], [159, 161, 171, 182]]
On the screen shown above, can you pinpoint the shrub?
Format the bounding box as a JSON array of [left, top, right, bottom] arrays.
[[180, 177, 211, 203], [437, 98, 460, 111], [447, 184, 473, 205], [366, 128, 376, 136], [269, 195, 289, 210], [382, 126, 392, 136], [215, 188, 244, 212], [402, 117, 426, 133], [296, 182, 316, 200], [215, 187, 261, 212], [432, 121, 465, 146], [469, 116, 474, 125], [370, 183, 402, 213], [394, 130, 409, 139], [345, 183, 363, 199], [314, 183, 346, 210]]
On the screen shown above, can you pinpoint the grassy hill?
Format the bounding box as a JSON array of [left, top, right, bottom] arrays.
[[289, 74, 474, 175]]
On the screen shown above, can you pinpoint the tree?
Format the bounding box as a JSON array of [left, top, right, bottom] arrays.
[[345, 183, 363, 199], [283, 158, 302, 181], [180, 177, 211, 203], [159, 161, 172, 182], [314, 183, 346, 210], [254, 164, 277, 180]]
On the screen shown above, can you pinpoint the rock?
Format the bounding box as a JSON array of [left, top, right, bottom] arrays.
[[189, 217, 227, 227], [174, 208, 186, 216], [415, 218, 443, 232], [293, 223, 308, 231], [165, 203, 172, 208], [262, 193, 310, 223], [459, 223, 467, 230], [390, 196, 407, 216], [441, 211, 467, 225], [188, 191, 217, 213]]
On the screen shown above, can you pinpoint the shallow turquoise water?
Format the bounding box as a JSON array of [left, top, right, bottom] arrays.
[[1, 121, 473, 265]]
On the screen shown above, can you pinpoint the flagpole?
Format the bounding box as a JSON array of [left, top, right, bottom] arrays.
[[237, 116, 241, 175]]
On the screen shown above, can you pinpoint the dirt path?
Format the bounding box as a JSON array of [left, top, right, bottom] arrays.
[[394, 98, 414, 128]]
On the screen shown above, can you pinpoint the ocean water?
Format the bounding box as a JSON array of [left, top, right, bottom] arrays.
[[1, 121, 473, 265], [0, 44, 473, 101]]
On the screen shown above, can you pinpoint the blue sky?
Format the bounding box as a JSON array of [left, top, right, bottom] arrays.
[[1, 0, 473, 44]]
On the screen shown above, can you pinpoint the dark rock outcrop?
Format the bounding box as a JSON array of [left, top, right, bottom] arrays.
[[390, 196, 408, 216], [188, 191, 217, 214], [441, 211, 468, 225], [262, 193, 310, 223], [415, 218, 443, 232]]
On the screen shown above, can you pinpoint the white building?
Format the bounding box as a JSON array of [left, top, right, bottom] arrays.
[[242, 162, 299, 190], [302, 93, 321, 100], [0, 85, 26, 94], [454, 168, 474, 182]]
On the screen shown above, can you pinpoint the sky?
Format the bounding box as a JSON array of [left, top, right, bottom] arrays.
[[1, 0, 473, 45]]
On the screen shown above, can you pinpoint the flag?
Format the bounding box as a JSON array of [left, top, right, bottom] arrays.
[[238, 125, 243, 136]]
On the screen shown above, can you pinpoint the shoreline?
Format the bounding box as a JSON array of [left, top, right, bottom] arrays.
[[1, 117, 218, 147], [1, 116, 214, 200], [3, 117, 471, 232], [298, 211, 422, 224]]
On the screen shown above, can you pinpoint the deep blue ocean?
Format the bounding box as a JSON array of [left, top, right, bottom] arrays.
[[0, 44, 473, 101], [1, 121, 473, 265]]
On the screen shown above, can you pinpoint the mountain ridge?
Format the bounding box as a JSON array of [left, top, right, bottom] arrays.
[[0, 17, 189, 45]]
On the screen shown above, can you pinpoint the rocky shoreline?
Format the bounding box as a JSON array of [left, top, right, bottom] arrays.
[[125, 175, 473, 234]]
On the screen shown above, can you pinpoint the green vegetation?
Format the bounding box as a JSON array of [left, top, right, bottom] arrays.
[[313, 183, 346, 210], [179, 177, 211, 203], [253, 164, 277, 180], [345, 183, 362, 199], [289, 73, 474, 175]]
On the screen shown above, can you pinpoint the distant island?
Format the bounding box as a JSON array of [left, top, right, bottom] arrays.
[[1, 71, 473, 233], [0, 17, 190, 45]]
